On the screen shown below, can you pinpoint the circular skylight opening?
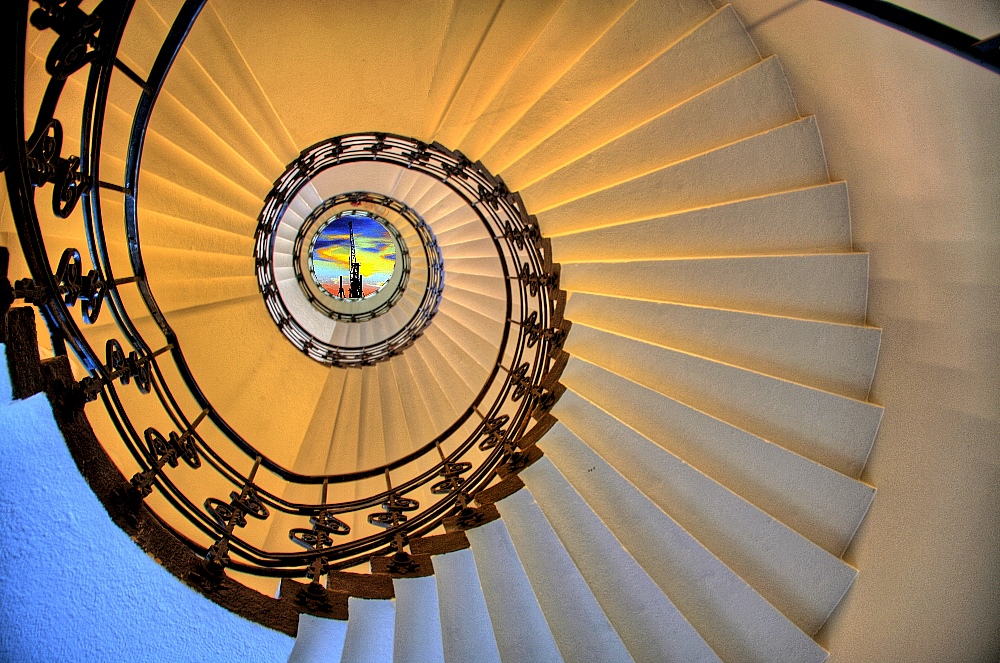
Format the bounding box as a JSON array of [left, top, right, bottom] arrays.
[[308, 212, 396, 301]]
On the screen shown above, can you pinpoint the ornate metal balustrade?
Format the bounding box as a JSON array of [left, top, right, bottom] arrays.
[[0, 0, 568, 629]]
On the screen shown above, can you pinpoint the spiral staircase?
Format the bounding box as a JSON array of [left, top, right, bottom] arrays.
[[1, 0, 889, 661]]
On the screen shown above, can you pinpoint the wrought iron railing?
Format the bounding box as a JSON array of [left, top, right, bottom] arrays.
[[0, 0, 568, 619]]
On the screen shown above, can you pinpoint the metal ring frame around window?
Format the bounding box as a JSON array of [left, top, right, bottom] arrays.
[[0, 0, 567, 589], [260, 185, 443, 366], [290, 193, 416, 324]]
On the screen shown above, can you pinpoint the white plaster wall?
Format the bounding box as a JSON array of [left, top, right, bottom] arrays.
[[718, 1, 1000, 661], [0, 388, 295, 662]]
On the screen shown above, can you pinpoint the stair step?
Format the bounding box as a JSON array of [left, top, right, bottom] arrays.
[[482, 0, 717, 172], [494, 488, 635, 662], [457, 0, 636, 160], [415, 329, 480, 412], [521, 55, 799, 211], [437, 297, 505, 343], [431, 311, 499, 374], [340, 597, 395, 663], [430, 549, 502, 663], [439, 236, 497, 260], [101, 197, 255, 256], [116, 0, 171, 79], [551, 181, 851, 258], [392, 576, 445, 663], [519, 456, 722, 663], [564, 292, 879, 398], [538, 423, 828, 662], [433, 1, 565, 147], [146, 91, 275, 194], [443, 273, 507, 302], [467, 519, 563, 662], [560, 356, 875, 555], [553, 388, 858, 633], [140, 130, 264, 218], [172, 2, 299, 164], [357, 364, 389, 471], [287, 614, 347, 663], [295, 367, 350, 473], [427, 204, 480, 236], [561, 253, 869, 324], [376, 361, 413, 460], [565, 323, 881, 477], [500, 4, 760, 190], [536, 116, 829, 236], [434, 221, 492, 249]]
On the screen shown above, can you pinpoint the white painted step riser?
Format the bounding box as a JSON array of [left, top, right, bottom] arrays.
[[287, 614, 347, 663], [565, 323, 881, 477], [519, 457, 721, 663], [552, 388, 857, 634], [340, 597, 395, 663], [494, 489, 635, 662], [500, 4, 760, 190], [467, 520, 564, 662], [393, 576, 445, 663], [564, 290, 880, 399], [538, 423, 827, 663], [521, 56, 799, 212], [560, 356, 875, 556], [431, 549, 502, 663], [561, 253, 869, 325], [535, 117, 829, 235]]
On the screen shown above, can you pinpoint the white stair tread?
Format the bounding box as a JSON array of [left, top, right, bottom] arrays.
[[561, 252, 869, 325], [467, 519, 564, 662], [564, 323, 882, 478], [538, 423, 828, 663], [340, 597, 395, 663], [535, 116, 829, 236], [494, 488, 635, 662], [519, 457, 722, 663], [431, 549, 502, 663], [549, 182, 851, 257], [560, 356, 876, 555], [392, 576, 445, 663], [564, 291, 880, 399], [287, 614, 347, 663]]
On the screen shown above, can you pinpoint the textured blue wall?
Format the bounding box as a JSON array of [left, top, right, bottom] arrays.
[[0, 360, 294, 663]]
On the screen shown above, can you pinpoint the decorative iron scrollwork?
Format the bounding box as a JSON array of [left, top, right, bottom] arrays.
[[30, 0, 104, 79], [519, 261, 559, 297], [478, 414, 510, 451], [130, 413, 206, 498], [368, 493, 420, 527], [12, 249, 107, 322], [26, 120, 88, 218], [289, 510, 351, 551]]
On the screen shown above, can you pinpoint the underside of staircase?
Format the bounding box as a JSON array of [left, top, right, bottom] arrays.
[[0, 0, 891, 661]]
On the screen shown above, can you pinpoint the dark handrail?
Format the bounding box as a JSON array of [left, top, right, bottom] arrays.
[[819, 0, 1000, 74]]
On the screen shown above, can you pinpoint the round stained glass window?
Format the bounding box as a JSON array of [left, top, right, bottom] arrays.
[[309, 212, 397, 300]]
